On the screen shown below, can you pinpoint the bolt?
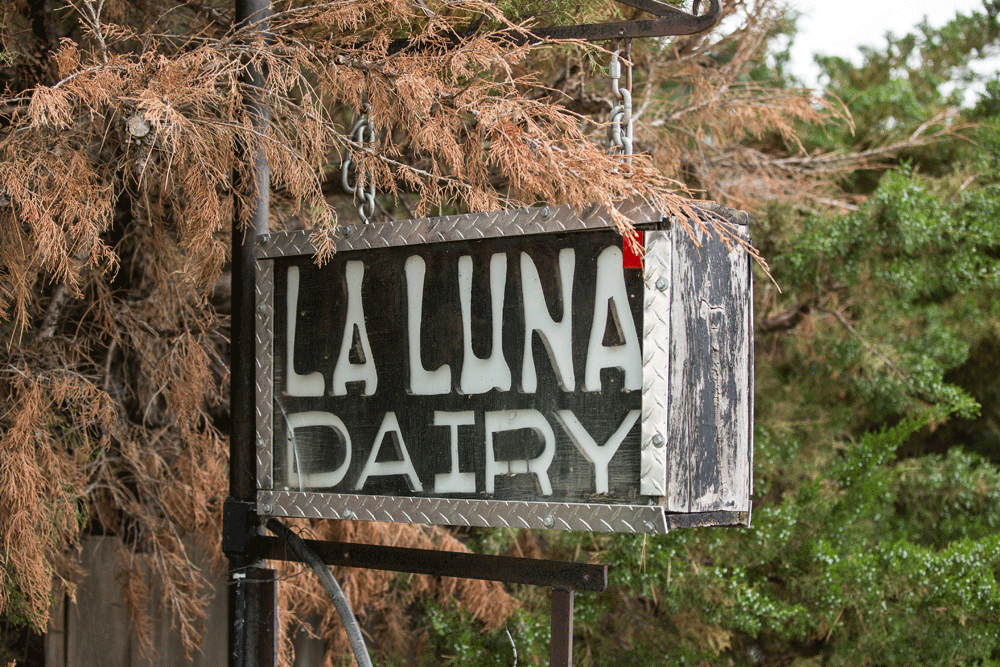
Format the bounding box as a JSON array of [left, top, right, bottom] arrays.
[[256, 233, 269, 246], [261, 502, 273, 514], [343, 509, 357, 520], [342, 227, 352, 237], [652, 434, 665, 447], [539, 205, 552, 221], [644, 521, 656, 532], [542, 514, 554, 528], [255, 303, 266, 314], [256, 436, 266, 449], [655, 277, 668, 291]]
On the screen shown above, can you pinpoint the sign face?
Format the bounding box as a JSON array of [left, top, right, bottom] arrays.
[[254, 203, 752, 533]]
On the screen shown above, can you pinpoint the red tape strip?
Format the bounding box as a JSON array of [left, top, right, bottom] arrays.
[[622, 230, 644, 269]]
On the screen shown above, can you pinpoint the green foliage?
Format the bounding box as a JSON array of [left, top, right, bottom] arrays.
[[574, 419, 1000, 667], [420, 602, 547, 666], [796, 1, 1000, 192], [764, 163, 1000, 433]]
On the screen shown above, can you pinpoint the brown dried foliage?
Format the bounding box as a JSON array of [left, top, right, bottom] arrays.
[[0, 0, 886, 663], [273, 519, 517, 667]]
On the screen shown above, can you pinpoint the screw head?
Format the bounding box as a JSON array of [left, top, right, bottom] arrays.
[[261, 502, 273, 515], [256, 436, 266, 449], [655, 277, 668, 291], [542, 514, 554, 528], [652, 434, 665, 447], [644, 521, 656, 532], [255, 233, 269, 246], [255, 303, 266, 314], [539, 205, 552, 220], [343, 509, 357, 520]]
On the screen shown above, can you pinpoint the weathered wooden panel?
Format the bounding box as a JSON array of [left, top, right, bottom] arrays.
[[666, 218, 752, 513], [48, 537, 229, 667]]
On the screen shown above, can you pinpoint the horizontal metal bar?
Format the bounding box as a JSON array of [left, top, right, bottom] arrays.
[[256, 536, 608, 591], [526, 0, 720, 41]]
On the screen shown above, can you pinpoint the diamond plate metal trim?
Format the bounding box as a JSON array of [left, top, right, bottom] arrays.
[[258, 491, 670, 534], [641, 230, 670, 497], [255, 259, 274, 490], [256, 201, 666, 259]]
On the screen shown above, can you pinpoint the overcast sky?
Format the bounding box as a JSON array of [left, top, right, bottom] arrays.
[[784, 0, 998, 90]]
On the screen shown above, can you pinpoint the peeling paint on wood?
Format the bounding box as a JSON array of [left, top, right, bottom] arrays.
[[665, 215, 753, 514]]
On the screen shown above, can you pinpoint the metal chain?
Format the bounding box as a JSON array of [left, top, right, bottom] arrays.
[[341, 103, 377, 223], [608, 39, 633, 163]]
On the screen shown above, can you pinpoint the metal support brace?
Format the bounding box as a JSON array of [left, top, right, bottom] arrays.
[[524, 0, 720, 41], [256, 536, 608, 591], [256, 535, 598, 666], [384, 0, 720, 53], [550, 587, 575, 667]]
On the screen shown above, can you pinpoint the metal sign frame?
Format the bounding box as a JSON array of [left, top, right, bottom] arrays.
[[253, 201, 752, 534]]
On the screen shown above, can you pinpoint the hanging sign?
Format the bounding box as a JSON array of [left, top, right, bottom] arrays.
[[253, 202, 752, 533]]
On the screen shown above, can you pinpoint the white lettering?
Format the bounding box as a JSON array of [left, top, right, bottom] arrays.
[[458, 254, 511, 394], [521, 250, 575, 392], [404, 256, 452, 395], [484, 410, 554, 495], [285, 266, 325, 396], [331, 261, 378, 396], [554, 409, 639, 494], [354, 412, 423, 491], [584, 246, 641, 391], [285, 412, 351, 489], [432, 411, 477, 493]]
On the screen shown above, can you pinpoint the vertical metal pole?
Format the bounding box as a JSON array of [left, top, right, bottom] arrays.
[[550, 587, 574, 667], [228, 1, 274, 667]]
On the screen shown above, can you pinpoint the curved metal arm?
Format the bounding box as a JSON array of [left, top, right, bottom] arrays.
[[525, 0, 721, 41]]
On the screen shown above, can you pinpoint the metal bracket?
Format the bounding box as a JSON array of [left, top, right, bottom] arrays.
[[525, 0, 721, 41], [256, 537, 608, 592], [223, 498, 263, 555]]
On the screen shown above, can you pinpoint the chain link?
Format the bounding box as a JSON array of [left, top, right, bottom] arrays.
[[608, 39, 633, 163], [341, 103, 377, 223]]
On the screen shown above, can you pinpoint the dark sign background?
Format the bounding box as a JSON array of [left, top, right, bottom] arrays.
[[271, 230, 647, 505]]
